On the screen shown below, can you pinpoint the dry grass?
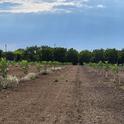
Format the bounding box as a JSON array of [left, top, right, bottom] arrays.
[[0, 75, 19, 89]]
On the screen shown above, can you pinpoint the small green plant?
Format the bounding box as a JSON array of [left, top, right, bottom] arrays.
[[102, 61, 110, 78], [97, 61, 104, 75], [9, 61, 17, 66], [52, 61, 57, 71], [20, 60, 29, 74], [0, 58, 9, 78], [52, 61, 62, 71], [111, 64, 120, 85], [36, 62, 43, 73], [42, 61, 48, 75]]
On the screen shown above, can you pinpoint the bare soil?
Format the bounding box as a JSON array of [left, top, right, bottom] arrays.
[[8, 65, 38, 79], [0, 66, 123, 124]]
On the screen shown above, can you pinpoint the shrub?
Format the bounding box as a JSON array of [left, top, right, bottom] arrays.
[[0, 75, 19, 89], [0, 58, 9, 78], [20, 60, 29, 74], [36, 62, 43, 73]]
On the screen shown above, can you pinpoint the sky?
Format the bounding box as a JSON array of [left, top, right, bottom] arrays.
[[0, 0, 124, 51]]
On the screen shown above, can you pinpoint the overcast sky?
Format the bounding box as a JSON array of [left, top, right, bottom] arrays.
[[0, 0, 123, 51]]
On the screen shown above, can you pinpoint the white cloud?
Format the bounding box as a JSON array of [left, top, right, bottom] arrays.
[[0, 0, 90, 13], [0, 0, 105, 13], [97, 4, 105, 8]]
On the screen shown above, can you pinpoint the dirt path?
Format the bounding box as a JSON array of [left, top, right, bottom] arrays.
[[73, 66, 124, 124], [0, 66, 124, 124]]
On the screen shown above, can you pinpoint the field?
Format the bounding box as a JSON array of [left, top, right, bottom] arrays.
[[0, 0, 124, 123], [0, 65, 123, 124]]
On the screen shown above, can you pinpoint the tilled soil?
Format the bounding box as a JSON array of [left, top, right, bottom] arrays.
[[0, 66, 124, 124]]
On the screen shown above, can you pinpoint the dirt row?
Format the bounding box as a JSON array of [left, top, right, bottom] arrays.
[[0, 65, 123, 124]]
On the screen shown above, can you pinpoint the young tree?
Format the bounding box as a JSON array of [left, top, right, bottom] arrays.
[[42, 61, 48, 74], [0, 58, 9, 78], [36, 62, 43, 73], [20, 60, 29, 74], [111, 64, 120, 86]]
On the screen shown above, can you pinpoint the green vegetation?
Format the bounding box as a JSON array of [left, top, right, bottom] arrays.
[[20, 60, 29, 74], [0, 55, 68, 90], [0, 46, 79, 65], [79, 48, 120, 64], [0, 45, 124, 89], [87, 62, 121, 86], [0, 58, 19, 89], [0, 76, 19, 89], [0, 58, 9, 78], [1, 46, 124, 65], [36, 62, 43, 73], [42, 61, 48, 75]]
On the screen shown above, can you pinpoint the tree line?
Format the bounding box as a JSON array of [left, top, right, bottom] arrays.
[[0, 46, 124, 65], [0, 46, 78, 64], [79, 49, 123, 64]]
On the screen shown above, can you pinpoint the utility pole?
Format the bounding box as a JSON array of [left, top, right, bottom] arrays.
[[5, 44, 7, 52], [54, 44, 56, 48]]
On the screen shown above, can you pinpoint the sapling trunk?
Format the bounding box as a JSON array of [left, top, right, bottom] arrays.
[[113, 74, 116, 83], [105, 71, 108, 78], [117, 74, 121, 86], [111, 64, 120, 88], [36, 62, 42, 73], [44, 64, 47, 73], [42, 61, 48, 75]]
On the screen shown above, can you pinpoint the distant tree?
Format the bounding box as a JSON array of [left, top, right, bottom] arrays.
[[1, 45, 123, 65], [3, 51, 15, 61], [14, 49, 24, 61], [66, 48, 78, 65], [0, 50, 3, 58], [23, 46, 39, 61], [41, 46, 53, 61], [118, 49, 124, 64], [79, 50, 92, 64], [92, 49, 105, 63], [53, 47, 67, 62], [104, 49, 118, 64]]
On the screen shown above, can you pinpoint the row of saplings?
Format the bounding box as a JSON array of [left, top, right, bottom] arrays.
[[0, 58, 64, 89], [87, 61, 123, 87]]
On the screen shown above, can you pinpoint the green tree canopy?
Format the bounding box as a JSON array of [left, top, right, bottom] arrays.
[[66, 48, 78, 65]]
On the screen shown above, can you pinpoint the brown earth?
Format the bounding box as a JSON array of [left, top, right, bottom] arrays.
[[0, 66, 123, 124], [8, 65, 38, 79]]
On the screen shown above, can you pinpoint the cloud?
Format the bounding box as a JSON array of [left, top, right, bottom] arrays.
[[97, 4, 105, 8], [0, 0, 105, 13], [0, 2, 21, 10]]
